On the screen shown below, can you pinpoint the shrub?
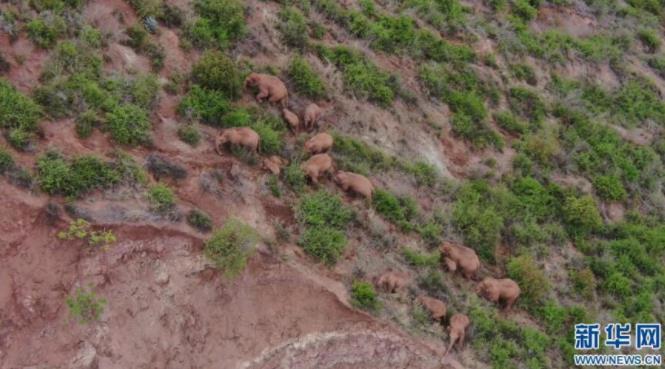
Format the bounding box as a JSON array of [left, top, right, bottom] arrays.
[[187, 209, 212, 232], [317, 45, 396, 106], [451, 112, 502, 149], [403, 161, 438, 187], [570, 267, 596, 298], [0, 79, 41, 133], [106, 104, 151, 146], [37, 152, 120, 197], [148, 184, 176, 212], [178, 85, 231, 124], [177, 124, 201, 146], [637, 29, 660, 53], [297, 191, 354, 228], [511, 0, 538, 21], [403, 248, 440, 268], [0, 147, 14, 174], [593, 175, 627, 201], [191, 51, 242, 99], [613, 79, 665, 126], [510, 63, 537, 85], [205, 219, 258, 277], [331, 133, 395, 174], [452, 183, 504, 262], [495, 111, 528, 135], [287, 56, 327, 99], [509, 87, 546, 123], [189, 0, 246, 48], [145, 154, 187, 180], [279, 7, 308, 49], [299, 226, 347, 264], [66, 287, 106, 324], [57, 218, 116, 248], [297, 191, 353, 264], [351, 281, 380, 311], [562, 195, 602, 235], [26, 15, 65, 48], [372, 189, 418, 230], [283, 162, 306, 191], [252, 121, 284, 155], [506, 255, 550, 306], [75, 110, 98, 138]]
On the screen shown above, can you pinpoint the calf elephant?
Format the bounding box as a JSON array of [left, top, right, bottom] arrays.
[[303, 103, 324, 130], [334, 171, 374, 199], [262, 155, 287, 176], [282, 108, 300, 132], [304, 132, 333, 155], [476, 277, 521, 310], [244, 72, 288, 106], [416, 295, 447, 322], [215, 127, 260, 154]]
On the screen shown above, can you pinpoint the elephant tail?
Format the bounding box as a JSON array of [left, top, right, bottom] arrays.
[[281, 95, 289, 109]]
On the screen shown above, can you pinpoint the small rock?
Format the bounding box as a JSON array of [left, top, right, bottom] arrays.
[[70, 342, 97, 369]]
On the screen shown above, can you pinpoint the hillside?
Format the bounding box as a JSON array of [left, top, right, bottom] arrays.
[[0, 0, 664, 368]]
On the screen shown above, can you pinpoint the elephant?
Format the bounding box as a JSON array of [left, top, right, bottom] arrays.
[[215, 127, 260, 154], [375, 270, 409, 293], [440, 242, 480, 280], [303, 103, 324, 130], [334, 171, 374, 199], [476, 277, 521, 310], [445, 313, 470, 355], [300, 153, 333, 185], [244, 72, 288, 106], [282, 108, 300, 132], [304, 132, 333, 155], [416, 295, 447, 321], [262, 155, 287, 176]]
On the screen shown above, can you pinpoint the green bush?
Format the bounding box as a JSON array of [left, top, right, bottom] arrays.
[[351, 281, 380, 311], [297, 191, 353, 264], [403, 248, 440, 268], [509, 87, 546, 123], [593, 175, 627, 201], [191, 51, 242, 99], [283, 161, 307, 191], [188, 0, 246, 48], [106, 104, 151, 145], [317, 45, 397, 106], [452, 182, 504, 262], [511, 0, 538, 21], [612, 79, 665, 126], [252, 121, 283, 155], [372, 189, 418, 230], [0, 79, 41, 133], [562, 195, 602, 235], [37, 152, 120, 197], [331, 133, 395, 174], [0, 147, 14, 174], [66, 287, 106, 324], [75, 110, 98, 138], [205, 219, 258, 277], [507, 255, 550, 306], [178, 85, 231, 125], [510, 63, 537, 85], [495, 111, 528, 135], [279, 7, 308, 49], [148, 183, 176, 212], [570, 267, 596, 298], [299, 226, 347, 264], [637, 29, 660, 53], [287, 56, 327, 99], [26, 15, 65, 48], [187, 209, 212, 232], [403, 161, 438, 187], [297, 191, 354, 229], [451, 112, 503, 149], [177, 124, 201, 146]]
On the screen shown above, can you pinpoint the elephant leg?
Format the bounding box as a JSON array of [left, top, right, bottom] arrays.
[[256, 87, 270, 101], [506, 296, 516, 310], [458, 331, 465, 349], [444, 257, 457, 272]]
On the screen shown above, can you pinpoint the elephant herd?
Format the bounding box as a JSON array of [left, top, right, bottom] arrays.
[[217, 71, 522, 357], [375, 242, 521, 355], [215, 72, 375, 199]]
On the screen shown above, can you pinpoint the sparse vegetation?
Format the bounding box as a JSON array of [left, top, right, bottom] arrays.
[[58, 218, 117, 248], [148, 184, 176, 213], [187, 209, 213, 232], [287, 56, 327, 99], [66, 287, 106, 324]]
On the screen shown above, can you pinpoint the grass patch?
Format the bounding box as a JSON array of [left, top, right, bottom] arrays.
[[187, 209, 213, 232], [148, 183, 176, 213], [66, 287, 106, 324], [351, 281, 380, 311], [287, 56, 327, 99], [37, 152, 121, 197]]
